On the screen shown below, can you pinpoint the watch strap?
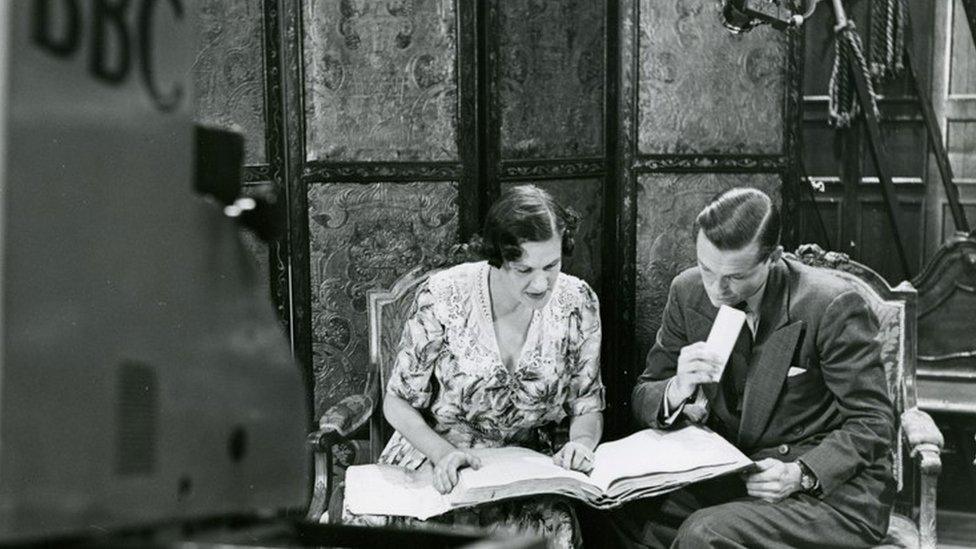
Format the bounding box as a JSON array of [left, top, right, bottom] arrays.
[[796, 459, 822, 497]]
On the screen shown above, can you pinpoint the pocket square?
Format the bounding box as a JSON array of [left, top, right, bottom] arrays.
[[787, 366, 807, 377]]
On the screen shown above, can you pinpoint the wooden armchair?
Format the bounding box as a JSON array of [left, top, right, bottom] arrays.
[[911, 231, 976, 415], [793, 245, 944, 549], [911, 232, 976, 465], [304, 264, 446, 524]]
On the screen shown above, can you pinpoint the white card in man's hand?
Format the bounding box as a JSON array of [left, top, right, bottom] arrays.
[[705, 305, 747, 381]]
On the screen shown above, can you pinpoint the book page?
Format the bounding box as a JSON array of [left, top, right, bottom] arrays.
[[346, 448, 597, 518], [457, 446, 592, 490], [594, 460, 751, 504], [345, 427, 753, 517], [344, 464, 451, 520], [706, 305, 747, 381], [588, 426, 752, 491]]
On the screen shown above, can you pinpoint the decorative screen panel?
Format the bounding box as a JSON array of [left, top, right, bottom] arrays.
[[634, 173, 781, 363], [193, 0, 267, 164], [308, 182, 459, 415], [303, 0, 459, 162], [637, 0, 786, 155], [500, 180, 604, 289], [497, 0, 604, 159]]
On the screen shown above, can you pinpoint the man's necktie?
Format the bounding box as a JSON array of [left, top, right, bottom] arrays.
[[724, 301, 753, 412]]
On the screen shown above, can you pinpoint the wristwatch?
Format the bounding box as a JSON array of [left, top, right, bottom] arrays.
[[796, 460, 822, 497]]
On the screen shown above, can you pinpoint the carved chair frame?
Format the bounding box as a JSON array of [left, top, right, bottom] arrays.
[[793, 244, 943, 549]]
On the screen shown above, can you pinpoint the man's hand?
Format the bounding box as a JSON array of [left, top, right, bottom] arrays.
[[553, 440, 595, 474], [432, 449, 481, 494], [668, 342, 724, 404], [744, 458, 802, 502]]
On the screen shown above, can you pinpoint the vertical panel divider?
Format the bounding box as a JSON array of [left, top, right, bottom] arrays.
[[611, 0, 639, 437], [782, 28, 805, 250], [262, 0, 291, 332], [481, 1, 501, 214], [275, 0, 314, 429], [458, 1, 481, 241], [601, 0, 622, 439]]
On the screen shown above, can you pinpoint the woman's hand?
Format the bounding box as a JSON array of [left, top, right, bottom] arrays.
[[432, 449, 482, 494], [552, 440, 595, 474]]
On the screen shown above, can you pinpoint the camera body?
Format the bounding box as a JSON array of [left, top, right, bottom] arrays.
[[0, 2, 307, 543]]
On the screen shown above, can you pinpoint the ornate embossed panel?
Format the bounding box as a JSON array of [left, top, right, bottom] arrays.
[[303, 1, 459, 162], [193, 0, 267, 164], [500, 180, 604, 289], [308, 182, 459, 415], [637, 0, 786, 155], [497, 1, 605, 159], [634, 173, 781, 365]]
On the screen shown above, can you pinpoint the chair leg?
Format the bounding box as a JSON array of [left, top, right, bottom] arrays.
[[305, 447, 333, 523], [915, 446, 942, 549]]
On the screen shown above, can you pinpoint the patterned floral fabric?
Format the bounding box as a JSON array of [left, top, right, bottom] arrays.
[[351, 261, 604, 548], [831, 272, 906, 493], [871, 303, 903, 407], [862, 293, 905, 491], [346, 492, 581, 549], [380, 261, 605, 467]]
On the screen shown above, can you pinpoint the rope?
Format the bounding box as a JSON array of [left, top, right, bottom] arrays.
[[829, 20, 879, 127], [885, 0, 896, 70], [868, 0, 908, 81], [828, 30, 857, 127], [894, 0, 906, 74], [846, 22, 882, 117], [868, 0, 887, 78]]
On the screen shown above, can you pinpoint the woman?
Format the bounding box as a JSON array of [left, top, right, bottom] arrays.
[[356, 185, 604, 547]]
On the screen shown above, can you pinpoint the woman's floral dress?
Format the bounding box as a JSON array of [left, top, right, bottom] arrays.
[[347, 261, 604, 548]]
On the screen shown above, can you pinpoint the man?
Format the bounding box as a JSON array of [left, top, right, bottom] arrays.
[[612, 188, 894, 548]]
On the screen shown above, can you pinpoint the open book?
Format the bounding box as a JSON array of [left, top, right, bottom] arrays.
[[344, 426, 753, 520]]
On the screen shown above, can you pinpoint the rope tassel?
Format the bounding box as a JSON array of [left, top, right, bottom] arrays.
[[868, 0, 908, 81]]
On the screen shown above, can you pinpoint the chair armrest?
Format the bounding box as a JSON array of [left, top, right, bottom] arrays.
[[902, 407, 944, 455], [305, 393, 375, 524], [901, 407, 942, 549], [307, 393, 375, 451]]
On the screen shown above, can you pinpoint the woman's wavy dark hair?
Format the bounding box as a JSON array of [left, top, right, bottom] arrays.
[[467, 185, 580, 268]]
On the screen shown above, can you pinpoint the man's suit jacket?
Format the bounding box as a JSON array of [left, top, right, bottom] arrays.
[[633, 257, 895, 539]]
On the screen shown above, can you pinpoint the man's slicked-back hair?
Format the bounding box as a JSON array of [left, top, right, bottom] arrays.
[[468, 185, 579, 268], [694, 187, 781, 260]]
